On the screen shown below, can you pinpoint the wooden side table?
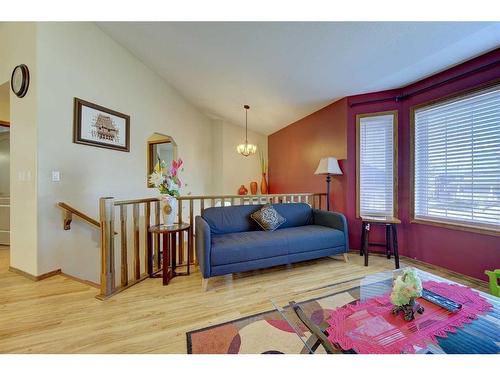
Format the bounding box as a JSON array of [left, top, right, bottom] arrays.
[[148, 223, 192, 285], [360, 216, 401, 269]]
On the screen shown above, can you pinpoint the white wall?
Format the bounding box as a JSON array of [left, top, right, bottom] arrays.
[[212, 120, 268, 195], [34, 22, 218, 279], [0, 22, 38, 275]]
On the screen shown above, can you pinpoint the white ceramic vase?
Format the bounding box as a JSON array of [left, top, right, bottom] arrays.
[[159, 194, 178, 225]]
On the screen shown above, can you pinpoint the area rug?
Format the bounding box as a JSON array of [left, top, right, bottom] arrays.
[[186, 287, 361, 354]]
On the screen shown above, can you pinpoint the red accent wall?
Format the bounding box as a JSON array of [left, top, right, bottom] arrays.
[[269, 48, 500, 281], [268, 98, 348, 213]]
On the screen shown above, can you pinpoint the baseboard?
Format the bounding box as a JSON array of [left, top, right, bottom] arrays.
[[60, 272, 100, 289], [9, 266, 61, 281], [348, 248, 488, 290], [400, 256, 489, 289]]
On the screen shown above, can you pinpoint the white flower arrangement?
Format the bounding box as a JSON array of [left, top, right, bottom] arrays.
[[148, 158, 184, 197]]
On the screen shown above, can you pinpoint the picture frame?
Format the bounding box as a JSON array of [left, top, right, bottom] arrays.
[[73, 98, 130, 152]]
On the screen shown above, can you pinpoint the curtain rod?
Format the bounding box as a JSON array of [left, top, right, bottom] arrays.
[[349, 59, 500, 108]]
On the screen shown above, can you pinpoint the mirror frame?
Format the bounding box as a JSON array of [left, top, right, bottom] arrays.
[[147, 133, 177, 188]]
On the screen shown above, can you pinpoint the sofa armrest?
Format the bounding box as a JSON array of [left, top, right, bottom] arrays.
[[195, 216, 212, 278], [313, 209, 349, 251]]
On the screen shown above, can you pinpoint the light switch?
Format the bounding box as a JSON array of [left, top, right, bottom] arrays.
[[52, 170, 61, 182]]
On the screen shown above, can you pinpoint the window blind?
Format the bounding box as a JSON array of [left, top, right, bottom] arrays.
[[414, 85, 500, 229], [358, 113, 396, 217]]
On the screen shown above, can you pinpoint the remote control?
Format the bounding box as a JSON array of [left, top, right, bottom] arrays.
[[421, 288, 462, 313]]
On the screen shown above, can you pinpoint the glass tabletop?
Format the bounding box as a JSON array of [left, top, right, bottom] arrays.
[[270, 268, 500, 354], [148, 223, 190, 233]]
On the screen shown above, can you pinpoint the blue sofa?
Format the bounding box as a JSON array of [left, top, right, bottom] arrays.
[[195, 203, 349, 289]]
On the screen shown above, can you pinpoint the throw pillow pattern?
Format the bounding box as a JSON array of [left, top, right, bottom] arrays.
[[250, 205, 286, 231]]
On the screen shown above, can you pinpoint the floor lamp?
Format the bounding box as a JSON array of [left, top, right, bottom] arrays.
[[314, 157, 342, 211]]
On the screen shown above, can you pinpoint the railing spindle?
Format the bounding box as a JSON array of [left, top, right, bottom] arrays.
[[154, 200, 160, 271], [98, 197, 115, 298], [189, 199, 195, 263], [178, 199, 185, 264], [145, 202, 152, 276], [120, 205, 128, 287], [133, 203, 140, 280]]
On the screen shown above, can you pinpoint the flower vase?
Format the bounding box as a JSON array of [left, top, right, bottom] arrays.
[[159, 194, 178, 225], [260, 173, 268, 194]]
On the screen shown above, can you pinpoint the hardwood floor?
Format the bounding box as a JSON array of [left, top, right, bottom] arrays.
[[0, 245, 488, 353]]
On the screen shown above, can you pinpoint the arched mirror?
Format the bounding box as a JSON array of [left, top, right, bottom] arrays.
[[147, 133, 177, 187]]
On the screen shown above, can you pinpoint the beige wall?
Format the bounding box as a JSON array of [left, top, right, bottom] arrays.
[[35, 23, 217, 279], [212, 120, 268, 195], [0, 22, 39, 275]]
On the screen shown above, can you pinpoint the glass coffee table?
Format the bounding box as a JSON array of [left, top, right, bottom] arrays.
[[270, 268, 500, 354]]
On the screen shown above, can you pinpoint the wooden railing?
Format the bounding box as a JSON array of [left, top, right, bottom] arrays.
[[58, 202, 100, 230], [60, 193, 327, 299]]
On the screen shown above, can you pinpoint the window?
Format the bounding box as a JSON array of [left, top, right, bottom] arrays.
[[357, 111, 398, 217], [412, 84, 500, 233]]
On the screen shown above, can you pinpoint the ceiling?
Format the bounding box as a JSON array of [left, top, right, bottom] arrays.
[[97, 22, 500, 135]]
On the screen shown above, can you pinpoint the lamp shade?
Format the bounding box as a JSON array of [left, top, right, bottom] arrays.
[[314, 157, 342, 175]]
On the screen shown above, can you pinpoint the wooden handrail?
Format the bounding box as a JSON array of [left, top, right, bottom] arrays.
[[58, 202, 100, 230], [177, 193, 318, 200]]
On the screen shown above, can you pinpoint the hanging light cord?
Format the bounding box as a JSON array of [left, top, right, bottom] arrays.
[[245, 106, 248, 144]]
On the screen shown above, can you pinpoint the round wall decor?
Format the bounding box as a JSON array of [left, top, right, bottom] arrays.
[[11, 64, 30, 98]]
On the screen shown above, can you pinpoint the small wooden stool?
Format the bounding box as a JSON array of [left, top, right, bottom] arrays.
[[360, 216, 400, 269]]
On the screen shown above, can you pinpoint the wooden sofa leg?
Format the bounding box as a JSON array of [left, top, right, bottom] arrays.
[[343, 253, 349, 263], [201, 278, 209, 292]]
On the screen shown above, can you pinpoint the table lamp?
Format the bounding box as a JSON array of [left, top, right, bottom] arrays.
[[314, 157, 342, 211]]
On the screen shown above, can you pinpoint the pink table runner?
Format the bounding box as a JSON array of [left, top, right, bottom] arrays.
[[325, 281, 493, 354]]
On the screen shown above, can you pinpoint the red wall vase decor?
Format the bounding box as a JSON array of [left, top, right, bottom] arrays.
[[250, 181, 258, 195], [238, 185, 248, 195], [260, 173, 268, 194]]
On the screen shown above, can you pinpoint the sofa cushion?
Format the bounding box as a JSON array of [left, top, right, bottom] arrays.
[[211, 231, 288, 265], [250, 204, 286, 231], [210, 224, 344, 266], [280, 225, 346, 254], [202, 203, 313, 235], [272, 203, 313, 229], [202, 205, 262, 235]]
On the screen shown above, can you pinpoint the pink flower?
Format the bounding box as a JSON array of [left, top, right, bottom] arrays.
[[169, 158, 183, 177]]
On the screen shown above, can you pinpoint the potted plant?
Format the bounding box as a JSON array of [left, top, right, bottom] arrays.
[[390, 268, 425, 321], [148, 158, 184, 225]]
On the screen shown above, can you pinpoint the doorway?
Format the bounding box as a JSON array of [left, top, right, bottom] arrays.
[[0, 81, 10, 248]]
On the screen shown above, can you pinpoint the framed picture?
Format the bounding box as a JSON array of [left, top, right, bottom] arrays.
[[73, 98, 130, 152]]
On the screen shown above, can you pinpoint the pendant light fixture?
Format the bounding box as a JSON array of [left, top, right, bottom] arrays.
[[236, 105, 257, 156]]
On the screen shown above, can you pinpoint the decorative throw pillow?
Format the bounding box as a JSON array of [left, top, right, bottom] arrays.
[[250, 204, 286, 231]]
